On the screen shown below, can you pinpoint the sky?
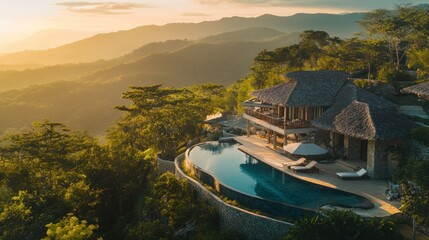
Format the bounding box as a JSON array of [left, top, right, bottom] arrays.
[[0, 0, 424, 44]]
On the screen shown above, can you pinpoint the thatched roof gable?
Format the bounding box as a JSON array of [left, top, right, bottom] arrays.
[[335, 102, 412, 140], [252, 71, 350, 107], [312, 83, 412, 140], [403, 81, 429, 99], [310, 83, 356, 131], [251, 82, 295, 106], [335, 101, 376, 140]]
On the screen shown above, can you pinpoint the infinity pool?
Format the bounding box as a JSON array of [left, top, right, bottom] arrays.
[[188, 142, 373, 210]]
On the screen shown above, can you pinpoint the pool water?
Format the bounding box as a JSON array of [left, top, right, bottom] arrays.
[[188, 142, 373, 210]]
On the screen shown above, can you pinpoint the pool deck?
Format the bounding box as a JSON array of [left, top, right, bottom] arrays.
[[234, 135, 400, 218]]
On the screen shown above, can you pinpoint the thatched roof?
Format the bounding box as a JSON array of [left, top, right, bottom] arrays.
[[402, 81, 429, 99], [312, 83, 413, 141], [247, 70, 414, 140], [252, 71, 350, 107]]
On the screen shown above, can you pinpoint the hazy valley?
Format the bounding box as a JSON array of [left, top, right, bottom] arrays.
[[0, 13, 363, 136]]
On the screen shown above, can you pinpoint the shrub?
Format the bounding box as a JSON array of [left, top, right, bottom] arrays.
[[411, 127, 429, 146], [43, 213, 98, 240], [378, 65, 416, 82], [284, 210, 403, 240]]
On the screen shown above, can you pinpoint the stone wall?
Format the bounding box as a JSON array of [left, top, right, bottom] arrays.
[[372, 141, 389, 178], [344, 136, 361, 160], [157, 156, 175, 174], [175, 153, 293, 240], [367, 140, 376, 177], [367, 141, 390, 179]]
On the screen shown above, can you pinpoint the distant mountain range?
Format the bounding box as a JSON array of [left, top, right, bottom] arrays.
[[0, 13, 363, 67], [0, 39, 193, 91], [199, 27, 286, 43], [0, 31, 301, 92], [0, 29, 97, 54], [0, 12, 365, 136], [0, 31, 301, 136]]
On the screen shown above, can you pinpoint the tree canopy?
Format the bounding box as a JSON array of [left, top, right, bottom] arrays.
[[116, 84, 223, 159]]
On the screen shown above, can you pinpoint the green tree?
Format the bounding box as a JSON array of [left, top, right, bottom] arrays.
[[0, 120, 101, 238], [0, 191, 34, 240], [83, 126, 154, 234], [299, 30, 340, 69], [408, 48, 429, 79], [360, 5, 422, 70], [127, 172, 217, 240], [393, 148, 429, 228], [318, 38, 388, 79], [117, 85, 214, 159], [43, 213, 98, 240]]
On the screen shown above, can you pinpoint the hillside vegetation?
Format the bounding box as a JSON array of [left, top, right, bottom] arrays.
[[0, 12, 362, 136], [0, 40, 192, 91], [84, 34, 301, 86], [0, 32, 300, 135]]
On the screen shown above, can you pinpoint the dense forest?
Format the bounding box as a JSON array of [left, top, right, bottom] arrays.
[[0, 4, 428, 240], [0, 85, 229, 239]]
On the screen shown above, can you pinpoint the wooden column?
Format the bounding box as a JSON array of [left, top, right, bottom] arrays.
[[273, 132, 277, 149], [246, 120, 250, 137], [283, 107, 287, 147], [267, 130, 271, 144], [283, 128, 287, 146], [330, 132, 334, 147]]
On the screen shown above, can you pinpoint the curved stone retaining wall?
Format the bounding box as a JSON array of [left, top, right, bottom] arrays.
[[175, 153, 294, 240], [157, 156, 175, 174]]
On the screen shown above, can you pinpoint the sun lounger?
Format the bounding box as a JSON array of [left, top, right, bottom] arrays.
[[290, 161, 319, 173], [336, 168, 368, 179], [282, 158, 306, 169]]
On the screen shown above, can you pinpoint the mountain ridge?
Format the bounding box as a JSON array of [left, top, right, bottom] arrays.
[[0, 32, 302, 135], [0, 13, 363, 67]]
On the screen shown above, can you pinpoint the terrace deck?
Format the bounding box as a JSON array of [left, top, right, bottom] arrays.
[[234, 135, 400, 218]]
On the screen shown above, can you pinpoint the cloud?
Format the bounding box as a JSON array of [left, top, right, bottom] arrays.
[[195, 0, 424, 11], [182, 12, 211, 17], [55, 1, 153, 15], [196, 0, 311, 6]]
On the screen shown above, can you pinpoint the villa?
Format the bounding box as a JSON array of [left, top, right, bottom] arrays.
[[174, 71, 417, 239], [243, 71, 414, 179]]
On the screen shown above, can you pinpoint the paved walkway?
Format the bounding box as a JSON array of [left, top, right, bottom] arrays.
[[234, 135, 400, 217]]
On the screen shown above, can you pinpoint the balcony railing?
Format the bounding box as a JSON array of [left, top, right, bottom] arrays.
[[245, 108, 284, 128], [244, 109, 311, 129]]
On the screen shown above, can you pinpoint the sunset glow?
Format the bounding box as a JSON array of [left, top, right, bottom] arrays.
[[0, 0, 423, 38]]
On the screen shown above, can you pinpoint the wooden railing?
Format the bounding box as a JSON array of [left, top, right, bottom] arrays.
[[287, 119, 311, 129], [245, 109, 284, 128], [244, 109, 311, 129]]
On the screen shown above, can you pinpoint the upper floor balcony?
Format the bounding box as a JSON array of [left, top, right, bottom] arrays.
[[244, 108, 311, 130]]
